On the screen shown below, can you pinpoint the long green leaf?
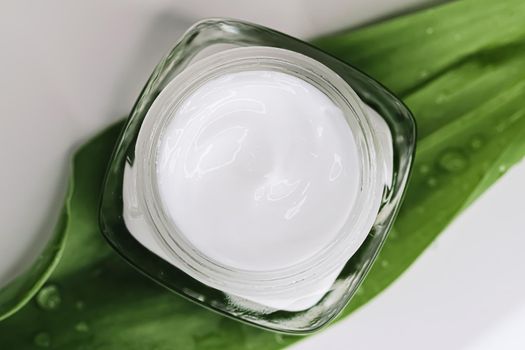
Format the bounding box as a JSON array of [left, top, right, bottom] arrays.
[[1, 0, 525, 348]]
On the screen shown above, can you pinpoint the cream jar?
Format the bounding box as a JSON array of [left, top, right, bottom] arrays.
[[100, 18, 415, 333]]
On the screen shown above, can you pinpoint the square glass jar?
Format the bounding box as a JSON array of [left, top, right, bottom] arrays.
[[99, 18, 416, 334]]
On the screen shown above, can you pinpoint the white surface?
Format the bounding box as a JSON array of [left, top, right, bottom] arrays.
[[1, 0, 524, 349]]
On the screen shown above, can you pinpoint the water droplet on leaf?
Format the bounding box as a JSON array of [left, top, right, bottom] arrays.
[[435, 94, 447, 104], [36, 284, 61, 311], [426, 177, 438, 187], [75, 300, 85, 310], [425, 27, 434, 34], [419, 164, 430, 174], [469, 135, 484, 150], [75, 322, 90, 332], [274, 334, 285, 344], [437, 149, 468, 173], [34, 332, 51, 348]]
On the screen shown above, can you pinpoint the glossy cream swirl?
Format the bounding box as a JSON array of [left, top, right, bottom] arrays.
[[156, 70, 360, 271]]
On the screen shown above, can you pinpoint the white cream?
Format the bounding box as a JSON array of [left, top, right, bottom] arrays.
[[156, 70, 360, 271]]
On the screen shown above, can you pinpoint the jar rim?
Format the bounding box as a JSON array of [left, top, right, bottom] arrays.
[[134, 46, 386, 298]]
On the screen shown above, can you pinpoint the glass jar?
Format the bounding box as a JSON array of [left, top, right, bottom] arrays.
[[99, 18, 416, 334]]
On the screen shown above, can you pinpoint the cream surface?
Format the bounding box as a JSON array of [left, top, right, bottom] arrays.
[[156, 70, 360, 271]]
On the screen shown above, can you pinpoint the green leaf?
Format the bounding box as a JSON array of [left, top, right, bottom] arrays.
[[0, 189, 69, 322], [1, 0, 525, 348], [314, 0, 525, 97]]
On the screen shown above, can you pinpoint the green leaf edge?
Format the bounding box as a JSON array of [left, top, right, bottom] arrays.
[[0, 167, 73, 321]]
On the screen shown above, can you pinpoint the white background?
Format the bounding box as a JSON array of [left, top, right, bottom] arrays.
[[0, 1, 524, 349]]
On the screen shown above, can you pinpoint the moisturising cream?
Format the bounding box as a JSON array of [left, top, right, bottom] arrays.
[[100, 18, 415, 333], [124, 46, 385, 311], [156, 70, 361, 271]]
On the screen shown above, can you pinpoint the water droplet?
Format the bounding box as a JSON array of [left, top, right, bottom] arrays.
[[469, 135, 484, 150], [435, 94, 447, 104], [75, 322, 90, 332], [36, 284, 61, 311], [420, 70, 429, 78], [34, 332, 51, 348], [426, 177, 438, 187], [381, 260, 389, 268], [498, 165, 507, 173], [274, 334, 285, 344], [75, 300, 85, 310], [496, 123, 506, 132], [425, 27, 434, 35], [437, 149, 468, 173], [419, 164, 430, 174], [510, 111, 522, 123]]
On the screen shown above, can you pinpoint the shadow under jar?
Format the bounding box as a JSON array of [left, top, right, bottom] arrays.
[[99, 18, 416, 334]]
